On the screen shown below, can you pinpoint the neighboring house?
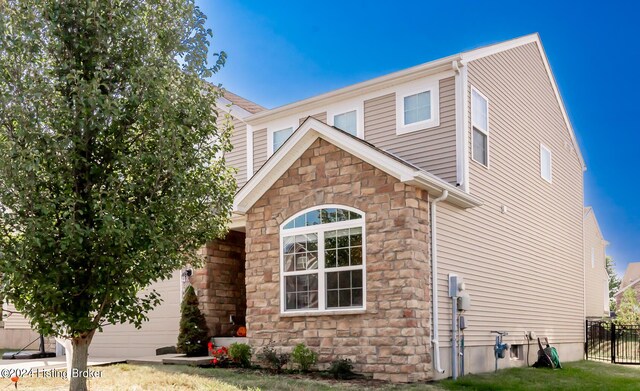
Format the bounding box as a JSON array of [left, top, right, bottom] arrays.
[[614, 263, 640, 307], [583, 207, 610, 318], [12, 33, 588, 382]]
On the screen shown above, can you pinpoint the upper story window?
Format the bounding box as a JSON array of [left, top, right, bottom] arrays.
[[591, 247, 595, 268], [395, 80, 439, 134], [404, 91, 431, 125], [273, 127, 294, 152], [540, 144, 552, 183], [333, 110, 357, 136], [471, 88, 489, 167], [281, 206, 365, 314]]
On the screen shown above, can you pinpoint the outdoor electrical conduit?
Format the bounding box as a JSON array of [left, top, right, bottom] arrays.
[[430, 190, 448, 374]]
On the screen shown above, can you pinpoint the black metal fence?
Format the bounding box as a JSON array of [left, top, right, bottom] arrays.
[[586, 320, 640, 364]]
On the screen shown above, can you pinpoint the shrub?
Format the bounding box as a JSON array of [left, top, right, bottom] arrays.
[[228, 342, 252, 368], [177, 286, 209, 356], [328, 358, 355, 379], [260, 341, 290, 373], [291, 343, 317, 372]]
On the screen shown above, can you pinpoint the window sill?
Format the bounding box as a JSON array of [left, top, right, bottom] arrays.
[[279, 309, 366, 317]]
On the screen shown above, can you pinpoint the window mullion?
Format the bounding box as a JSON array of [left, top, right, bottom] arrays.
[[318, 230, 325, 311]]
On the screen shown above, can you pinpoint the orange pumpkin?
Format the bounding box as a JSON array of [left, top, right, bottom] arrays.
[[236, 326, 247, 337]]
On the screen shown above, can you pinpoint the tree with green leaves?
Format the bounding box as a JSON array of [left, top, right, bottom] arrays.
[[177, 286, 209, 357], [0, 1, 234, 390], [615, 289, 640, 325], [607, 256, 621, 311]]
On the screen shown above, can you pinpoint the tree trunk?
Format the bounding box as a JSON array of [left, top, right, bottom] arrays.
[[69, 331, 95, 391]]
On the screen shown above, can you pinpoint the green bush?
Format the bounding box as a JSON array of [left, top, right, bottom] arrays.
[[260, 341, 290, 373], [328, 358, 355, 379], [176, 286, 209, 356], [291, 343, 317, 372], [228, 342, 252, 368]]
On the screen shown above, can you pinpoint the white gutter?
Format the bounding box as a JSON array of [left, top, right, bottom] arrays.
[[431, 190, 448, 374]]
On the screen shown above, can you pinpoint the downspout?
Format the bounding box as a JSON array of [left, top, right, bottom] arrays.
[[431, 190, 448, 374]]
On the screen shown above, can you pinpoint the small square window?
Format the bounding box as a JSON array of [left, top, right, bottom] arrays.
[[540, 145, 552, 182], [334, 110, 357, 136], [403, 91, 431, 125], [273, 127, 293, 151]]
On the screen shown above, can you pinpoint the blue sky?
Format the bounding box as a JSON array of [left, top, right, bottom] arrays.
[[197, 1, 639, 276]]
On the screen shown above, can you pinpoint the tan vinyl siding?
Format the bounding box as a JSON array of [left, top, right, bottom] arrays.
[[227, 119, 247, 187], [300, 112, 327, 125], [584, 211, 609, 317], [253, 128, 268, 174], [90, 271, 181, 357], [437, 42, 584, 348], [2, 302, 30, 329], [363, 77, 457, 183]]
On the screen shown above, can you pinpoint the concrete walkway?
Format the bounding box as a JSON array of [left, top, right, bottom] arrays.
[[0, 353, 211, 371], [0, 357, 126, 371]]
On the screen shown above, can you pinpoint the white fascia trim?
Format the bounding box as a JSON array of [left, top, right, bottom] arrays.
[[410, 172, 482, 208], [216, 96, 253, 120], [245, 56, 461, 123], [461, 33, 586, 172], [234, 118, 481, 213]]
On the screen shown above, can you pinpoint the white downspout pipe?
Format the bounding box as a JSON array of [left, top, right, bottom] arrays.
[[431, 190, 448, 374]]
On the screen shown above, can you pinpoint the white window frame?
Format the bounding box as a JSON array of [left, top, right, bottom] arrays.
[[327, 101, 364, 139], [267, 119, 299, 156], [591, 247, 595, 268], [279, 205, 367, 315], [395, 80, 440, 134], [540, 144, 552, 183], [471, 87, 489, 168]]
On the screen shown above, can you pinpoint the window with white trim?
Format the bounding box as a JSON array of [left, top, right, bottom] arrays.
[[591, 247, 595, 268], [273, 127, 293, 152], [540, 144, 552, 182], [471, 89, 489, 166], [333, 110, 357, 136], [281, 207, 365, 313], [403, 91, 431, 125]]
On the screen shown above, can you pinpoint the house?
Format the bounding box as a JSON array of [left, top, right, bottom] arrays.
[[7, 33, 588, 382], [614, 263, 640, 307], [583, 207, 610, 318]]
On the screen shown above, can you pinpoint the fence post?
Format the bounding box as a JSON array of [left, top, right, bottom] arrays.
[[585, 320, 589, 360], [611, 322, 616, 364]]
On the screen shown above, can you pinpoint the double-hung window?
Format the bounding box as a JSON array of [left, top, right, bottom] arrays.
[[280, 206, 365, 313], [471, 88, 489, 166]]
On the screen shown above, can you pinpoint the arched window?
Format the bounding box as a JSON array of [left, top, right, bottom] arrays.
[[280, 206, 366, 313]]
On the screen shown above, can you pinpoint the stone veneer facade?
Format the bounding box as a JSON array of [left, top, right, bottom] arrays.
[[244, 138, 433, 382], [192, 230, 247, 337]]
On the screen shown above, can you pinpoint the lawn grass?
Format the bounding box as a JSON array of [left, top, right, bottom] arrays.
[[5, 360, 640, 390], [438, 360, 640, 391]]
